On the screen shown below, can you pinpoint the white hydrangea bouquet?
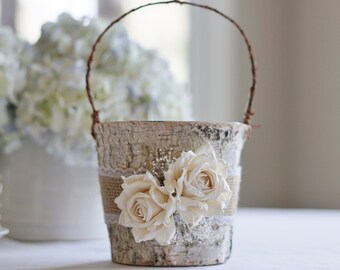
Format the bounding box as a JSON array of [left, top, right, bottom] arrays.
[[0, 13, 191, 166], [0, 27, 34, 154]]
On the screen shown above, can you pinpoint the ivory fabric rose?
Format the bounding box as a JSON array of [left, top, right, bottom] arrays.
[[115, 172, 176, 245], [164, 143, 231, 225]]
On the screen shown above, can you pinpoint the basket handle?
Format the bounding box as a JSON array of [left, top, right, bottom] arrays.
[[86, 0, 257, 138]]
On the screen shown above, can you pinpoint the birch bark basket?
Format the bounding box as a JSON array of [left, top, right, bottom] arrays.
[[85, 0, 257, 266], [96, 121, 250, 266]]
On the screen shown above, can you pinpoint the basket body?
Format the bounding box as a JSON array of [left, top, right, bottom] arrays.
[[95, 121, 250, 266]]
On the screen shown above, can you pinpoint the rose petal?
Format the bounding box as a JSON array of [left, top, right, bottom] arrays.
[[175, 168, 187, 196], [143, 197, 162, 222], [144, 171, 161, 186], [177, 197, 207, 225], [149, 185, 169, 208], [125, 193, 160, 228], [164, 170, 176, 193], [206, 190, 232, 216], [147, 211, 166, 230], [131, 227, 156, 243], [114, 191, 129, 211], [132, 213, 173, 243], [178, 207, 205, 226], [123, 174, 147, 185], [154, 216, 176, 245], [118, 211, 133, 227], [165, 193, 177, 219], [122, 179, 151, 197]]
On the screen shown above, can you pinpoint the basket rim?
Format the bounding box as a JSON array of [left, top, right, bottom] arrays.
[[95, 120, 251, 129]]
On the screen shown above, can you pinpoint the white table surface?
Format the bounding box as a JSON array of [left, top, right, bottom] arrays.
[[0, 208, 339, 270]]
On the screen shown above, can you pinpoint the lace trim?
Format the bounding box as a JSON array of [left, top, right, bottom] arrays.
[[98, 167, 146, 178], [99, 166, 242, 178], [105, 213, 233, 225]]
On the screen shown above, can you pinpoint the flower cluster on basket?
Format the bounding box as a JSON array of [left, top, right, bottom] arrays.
[[0, 14, 191, 166], [115, 143, 232, 245]]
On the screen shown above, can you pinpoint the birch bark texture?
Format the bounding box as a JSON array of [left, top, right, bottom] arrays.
[[95, 121, 250, 266]]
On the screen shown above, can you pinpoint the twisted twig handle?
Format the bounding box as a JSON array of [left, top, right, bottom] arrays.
[[86, 0, 257, 138]]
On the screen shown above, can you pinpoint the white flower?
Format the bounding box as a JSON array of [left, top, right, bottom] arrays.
[[115, 172, 176, 245], [16, 13, 191, 166], [114, 143, 232, 245], [0, 26, 34, 153], [0, 27, 34, 103], [164, 143, 231, 225]]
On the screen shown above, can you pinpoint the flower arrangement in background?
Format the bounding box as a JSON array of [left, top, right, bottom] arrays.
[[0, 14, 191, 166], [0, 27, 35, 154]]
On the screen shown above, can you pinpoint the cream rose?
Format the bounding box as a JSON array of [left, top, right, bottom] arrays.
[[114, 172, 176, 245], [164, 143, 231, 225]]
